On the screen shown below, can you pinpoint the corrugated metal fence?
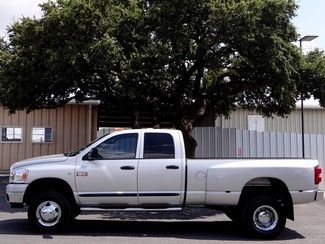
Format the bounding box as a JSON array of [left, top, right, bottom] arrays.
[[192, 127, 237, 158], [193, 127, 324, 161], [193, 127, 325, 189]]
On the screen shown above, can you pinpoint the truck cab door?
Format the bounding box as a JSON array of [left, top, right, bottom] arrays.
[[138, 132, 184, 206], [75, 133, 139, 206]]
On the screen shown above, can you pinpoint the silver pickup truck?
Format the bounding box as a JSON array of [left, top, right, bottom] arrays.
[[6, 128, 324, 238]]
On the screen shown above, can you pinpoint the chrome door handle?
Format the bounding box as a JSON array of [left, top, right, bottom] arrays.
[[166, 165, 179, 170], [120, 166, 135, 170]]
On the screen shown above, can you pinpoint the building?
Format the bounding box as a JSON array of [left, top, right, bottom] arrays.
[[216, 99, 325, 134], [0, 101, 99, 172], [2, 98, 325, 172]]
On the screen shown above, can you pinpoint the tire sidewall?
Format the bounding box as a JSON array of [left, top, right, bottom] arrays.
[[28, 191, 72, 233], [242, 196, 286, 239]]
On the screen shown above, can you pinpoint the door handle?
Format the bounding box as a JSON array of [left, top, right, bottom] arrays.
[[166, 165, 179, 170], [120, 166, 135, 170]]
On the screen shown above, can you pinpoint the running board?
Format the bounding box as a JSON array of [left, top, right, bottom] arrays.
[[80, 207, 183, 212]]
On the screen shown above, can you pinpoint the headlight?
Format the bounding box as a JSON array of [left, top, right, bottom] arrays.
[[9, 168, 29, 183]]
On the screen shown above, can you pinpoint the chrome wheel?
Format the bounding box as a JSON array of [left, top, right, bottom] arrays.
[[36, 201, 62, 227], [253, 205, 278, 231]]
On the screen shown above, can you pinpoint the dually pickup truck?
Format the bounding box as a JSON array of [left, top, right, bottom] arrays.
[[6, 129, 324, 238]]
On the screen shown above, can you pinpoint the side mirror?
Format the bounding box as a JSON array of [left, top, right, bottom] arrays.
[[83, 148, 99, 161]]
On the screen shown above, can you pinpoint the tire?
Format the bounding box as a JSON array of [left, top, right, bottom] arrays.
[[28, 191, 72, 233], [241, 195, 286, 239]]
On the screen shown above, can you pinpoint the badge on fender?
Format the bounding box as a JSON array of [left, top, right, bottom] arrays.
[[76, 171, 88, 176]]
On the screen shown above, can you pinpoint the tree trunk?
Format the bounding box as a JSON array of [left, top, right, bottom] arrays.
[[176, 118, 197, 158], [132, 110, 141, 129]]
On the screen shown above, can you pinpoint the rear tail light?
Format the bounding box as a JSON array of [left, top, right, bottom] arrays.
[[315, 166, 322, 185]]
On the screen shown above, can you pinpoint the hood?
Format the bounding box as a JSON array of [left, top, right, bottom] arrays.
[[11, 154, 69, 169]]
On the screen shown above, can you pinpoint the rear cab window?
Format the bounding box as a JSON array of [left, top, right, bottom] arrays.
[[143, 133, 175, 159]]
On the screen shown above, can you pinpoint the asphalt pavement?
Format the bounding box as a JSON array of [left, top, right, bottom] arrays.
[[1, 176, 325, 244]]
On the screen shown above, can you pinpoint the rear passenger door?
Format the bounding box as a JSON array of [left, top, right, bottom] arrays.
[[138, 132, 183, 205]]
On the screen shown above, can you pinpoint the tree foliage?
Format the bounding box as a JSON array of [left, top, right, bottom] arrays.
[[1, 0, 325, 156], [297, 50, 325, 104]]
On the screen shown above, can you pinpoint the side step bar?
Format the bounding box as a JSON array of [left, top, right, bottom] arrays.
[[80, 207, 183, 212]]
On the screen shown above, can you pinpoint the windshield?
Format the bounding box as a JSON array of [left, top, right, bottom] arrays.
[[64, 134, 108, 157]]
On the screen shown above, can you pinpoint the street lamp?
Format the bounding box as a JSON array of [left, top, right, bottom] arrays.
[[299, 35, 318, 158]]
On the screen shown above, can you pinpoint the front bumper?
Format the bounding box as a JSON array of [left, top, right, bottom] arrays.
[[315, 190, 324, 201], [6, 183, 28, 203]]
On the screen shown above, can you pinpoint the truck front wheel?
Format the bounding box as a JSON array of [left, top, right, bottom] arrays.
[[28, 191, 72, 232], [241, 195, 286, 239]]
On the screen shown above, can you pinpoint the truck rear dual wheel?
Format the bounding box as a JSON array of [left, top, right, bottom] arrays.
[[28, 191, 72, 233], [241, 195, 286, 239]]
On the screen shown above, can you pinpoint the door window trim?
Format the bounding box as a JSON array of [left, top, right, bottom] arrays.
[[91, 133, 139, 160], [142, 132, 176, 159]]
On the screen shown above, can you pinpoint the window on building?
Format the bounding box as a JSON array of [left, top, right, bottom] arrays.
[[1, 127, 23, 142], [32, 127, 53, 143], [247, 115, 265, 132], [143, 133, 175, 159]]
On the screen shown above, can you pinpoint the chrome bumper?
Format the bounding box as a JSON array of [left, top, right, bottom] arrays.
[[315, 190, 325, 201], [6, 184, 28, 203]]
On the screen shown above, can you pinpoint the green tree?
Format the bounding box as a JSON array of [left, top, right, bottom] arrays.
[[297, 50, 325, 105], [1, 0, 323, 157]]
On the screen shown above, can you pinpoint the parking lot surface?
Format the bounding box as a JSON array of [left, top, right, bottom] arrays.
[[1, 176, 325, 244]]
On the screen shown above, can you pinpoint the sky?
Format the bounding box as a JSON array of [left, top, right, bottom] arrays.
[[294, 0, 325, 51], [0, 0, 325, 50], [0, 0, 43, 37]]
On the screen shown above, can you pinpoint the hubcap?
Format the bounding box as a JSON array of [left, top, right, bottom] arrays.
[[36, 201, 62, 227], [253, 205, 278, 231]]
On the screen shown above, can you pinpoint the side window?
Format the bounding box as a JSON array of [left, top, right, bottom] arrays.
[[1, 127, 23, 143], [144, 133, 175, 159], [95, 133, 138, 159]]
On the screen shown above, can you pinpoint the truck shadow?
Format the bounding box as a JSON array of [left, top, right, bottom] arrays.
[[0, 218, 305, 241]]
